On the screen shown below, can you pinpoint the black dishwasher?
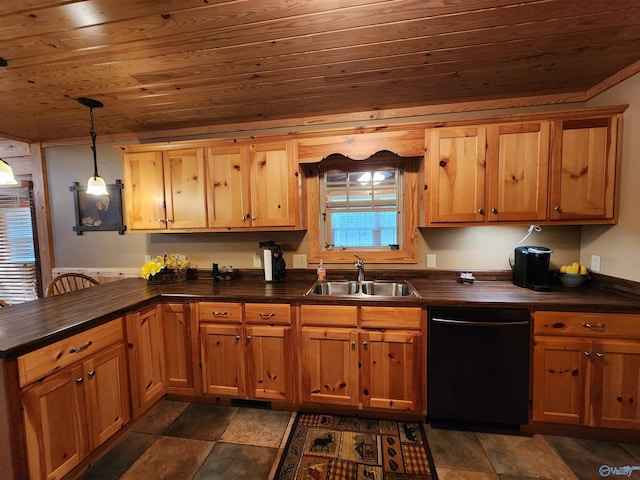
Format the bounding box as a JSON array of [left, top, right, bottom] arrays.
[[427, 307, 530, 427]]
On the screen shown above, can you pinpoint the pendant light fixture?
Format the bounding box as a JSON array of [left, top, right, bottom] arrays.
[[0, 158, 18, 185], [77, 97, 108, 196]]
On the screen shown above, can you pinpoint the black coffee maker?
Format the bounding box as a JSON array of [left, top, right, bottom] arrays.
[[513, 246, 553, 291]]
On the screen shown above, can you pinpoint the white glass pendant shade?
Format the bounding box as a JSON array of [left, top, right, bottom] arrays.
[[78, 97, 108, 196], [86, 175, 108, 195], [0, 159, 18, 185]]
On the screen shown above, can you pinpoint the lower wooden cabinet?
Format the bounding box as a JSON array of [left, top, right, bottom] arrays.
[[126, 305, 166, 418], [201, 323, 246, 397], [200, 302, 295, 403], [245, 324, 294, 401], [300, 305, 424, 413], [360, 330, 422, 411], [301, 327, 360, 406], [162, 303, 201, 395], [21, 342, 130, 480], [532, 311, 640, 429]]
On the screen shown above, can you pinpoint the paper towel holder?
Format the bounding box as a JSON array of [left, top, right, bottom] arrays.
[[259, 240, 286, 282]]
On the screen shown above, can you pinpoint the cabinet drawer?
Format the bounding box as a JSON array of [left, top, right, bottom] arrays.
[[301, 305, 358, 327], [360, 306, 423, 330], [199, 302, 243, 323], [245, 303, 291, 325], [534, 311, 640, 338], [18, 318, 124, 387]]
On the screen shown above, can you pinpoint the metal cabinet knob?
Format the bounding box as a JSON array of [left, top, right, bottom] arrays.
[[554, 206, 562, 212], [76, 377, 84, 384], [362, 341, 368, 350], [478, 208, 485, 215], [491, 208, 498, 214], [87, 370, 96, 378]]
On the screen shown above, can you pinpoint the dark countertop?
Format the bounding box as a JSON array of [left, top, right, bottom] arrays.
[[1, 273, 639, 359]]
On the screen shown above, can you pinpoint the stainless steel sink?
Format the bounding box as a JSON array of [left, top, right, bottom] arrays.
[[305, 280, 420, 298]]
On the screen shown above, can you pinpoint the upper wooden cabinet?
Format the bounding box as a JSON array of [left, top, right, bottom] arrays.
[[425, 126, 487, 223], [207, 141, 300, 229], [122, 139, 302, 232], [123, 148, 207, 231], [425, 122, 550, 225], [487, 121, 550, 222], [424, 111, 621, 226], [549, 116, 618, 222]]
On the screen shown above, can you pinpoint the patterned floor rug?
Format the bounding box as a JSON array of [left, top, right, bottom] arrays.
[[274, 413, 438, 480]]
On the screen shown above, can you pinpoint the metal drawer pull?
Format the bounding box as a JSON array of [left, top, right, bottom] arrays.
[[584, 351, 591, 357], [212, 311, 228, 317], [259, 312, 276, 319], [351, 341, 356, 350], [87, 370, 96, 378], [76, 376, 84, 384], [362, 341, 368, 350], [582, 322, 605, 330], [235, 335, 241, 341], [69, 340, 93, 354], [595, 352, 605, 359]]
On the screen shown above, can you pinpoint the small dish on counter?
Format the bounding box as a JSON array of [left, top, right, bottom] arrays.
[[558, 272, 590, 287]]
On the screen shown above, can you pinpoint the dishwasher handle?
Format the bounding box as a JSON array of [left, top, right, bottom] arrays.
[[431, 317, 530, 327]]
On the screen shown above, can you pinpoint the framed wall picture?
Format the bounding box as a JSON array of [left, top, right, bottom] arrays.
[[71, 179, 126, 235]]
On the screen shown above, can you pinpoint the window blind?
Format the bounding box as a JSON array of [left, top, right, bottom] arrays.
[[0, 185, 38, 304]]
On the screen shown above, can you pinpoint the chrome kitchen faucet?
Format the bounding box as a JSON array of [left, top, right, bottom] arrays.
[[354, 254, 365, 282]]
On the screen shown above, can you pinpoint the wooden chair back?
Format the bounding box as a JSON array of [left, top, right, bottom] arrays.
[[46, 273, 99, 297]]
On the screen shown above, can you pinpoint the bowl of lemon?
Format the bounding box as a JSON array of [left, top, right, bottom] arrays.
[[558, 262, 590, 287]]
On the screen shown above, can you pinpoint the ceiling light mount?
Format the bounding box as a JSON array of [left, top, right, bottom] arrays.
[[77, 97, 108, 195]]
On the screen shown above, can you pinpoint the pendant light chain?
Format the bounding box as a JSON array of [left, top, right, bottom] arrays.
[[78, 96, 108, 195], [89, 106, 99, 178]]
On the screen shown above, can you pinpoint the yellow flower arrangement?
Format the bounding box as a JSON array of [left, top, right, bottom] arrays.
[[139, 253, 189, 280]]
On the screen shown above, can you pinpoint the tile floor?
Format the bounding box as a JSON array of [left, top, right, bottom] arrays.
[[80, 400, 640, 480]]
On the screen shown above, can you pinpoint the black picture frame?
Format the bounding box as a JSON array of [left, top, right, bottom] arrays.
[[70, 179, 126, 235]]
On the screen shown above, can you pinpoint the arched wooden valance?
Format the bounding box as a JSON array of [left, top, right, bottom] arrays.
[[296, 129, 425, 163]]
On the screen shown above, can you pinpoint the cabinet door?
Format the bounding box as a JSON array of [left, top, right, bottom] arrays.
[[249, 141, 298, 228], [301, 327, 359, 406], [590, 340, 640, 429], [200, 323, 246, 397], [22, 364, 88, 480], [126, 306, 166, 418], [245, 325, 294, 402], [163, 148, 208, 229], [122, 151, 166, 230], [487, 122, 550, 221], [206, 145, 251, 228], [360, 330, 422, 412], [532, 337, 591, 424], [426, 127, 487, 223], [549, 117, 618, 220], [162, 303, 200, 395], [83, 343, 130, 450]]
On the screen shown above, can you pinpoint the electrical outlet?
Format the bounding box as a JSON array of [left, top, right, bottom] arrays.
[[144, 255, 151, 263], [591, 255, 601, 273], [252, 254, 262, 268], [427, 254, 437, 269], [292, 254, 307, 269]]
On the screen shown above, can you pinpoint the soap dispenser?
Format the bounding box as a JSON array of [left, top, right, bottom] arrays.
[[317, 260, 326, 282]]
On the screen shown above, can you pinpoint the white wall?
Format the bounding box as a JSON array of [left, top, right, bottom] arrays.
[[581, 73, 640, 282], [49, 69, 640, 277], [45, 142, 580, 273]]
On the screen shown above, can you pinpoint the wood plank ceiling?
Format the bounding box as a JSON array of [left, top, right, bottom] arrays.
[[1, 0, 639, 145]]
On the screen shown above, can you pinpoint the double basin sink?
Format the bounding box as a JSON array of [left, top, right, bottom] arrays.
[[305, 280, 420, 298]]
